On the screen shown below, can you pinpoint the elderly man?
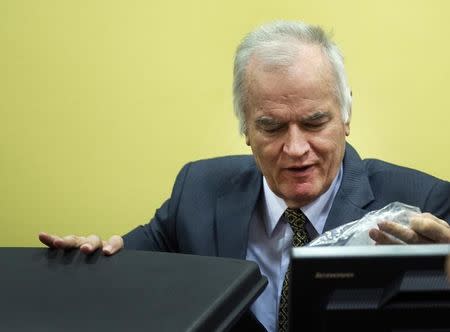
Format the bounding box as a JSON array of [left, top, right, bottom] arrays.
[[40, 21, 450, 332]]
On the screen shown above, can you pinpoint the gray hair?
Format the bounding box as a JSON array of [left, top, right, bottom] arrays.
[[233, 20, 352, 134]]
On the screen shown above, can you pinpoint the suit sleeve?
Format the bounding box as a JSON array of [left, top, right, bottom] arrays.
[[121, 162, 191, 252], [423, 179, 450, 224]]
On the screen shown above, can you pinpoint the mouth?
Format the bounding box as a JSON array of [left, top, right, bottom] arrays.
[[283, 165, 315, 176]]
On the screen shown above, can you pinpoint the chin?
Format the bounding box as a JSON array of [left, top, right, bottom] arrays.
[[282, 188, 319, 208]]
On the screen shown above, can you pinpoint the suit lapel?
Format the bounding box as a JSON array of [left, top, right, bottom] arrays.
[[216, 163, 262, 259], [324, 144, 375, 232]]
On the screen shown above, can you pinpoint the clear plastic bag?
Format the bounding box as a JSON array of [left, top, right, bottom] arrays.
[[308, 202, 421, 246]]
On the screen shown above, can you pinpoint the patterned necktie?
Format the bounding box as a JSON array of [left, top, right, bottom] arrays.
[[278, 208, 310, 332]]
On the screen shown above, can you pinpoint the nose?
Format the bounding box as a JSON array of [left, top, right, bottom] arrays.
[[282, 125, 310, 158]]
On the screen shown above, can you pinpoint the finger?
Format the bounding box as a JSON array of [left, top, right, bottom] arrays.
[[420, 213, 450, 228], [410, 215, 450, 243], [102, 235, 124, 256], [369, 228, 404, 244], [56, 235, 87, 249], [377, 221, 432, 244], [80, 234, 103, 254], [38, 232, 63, 248]]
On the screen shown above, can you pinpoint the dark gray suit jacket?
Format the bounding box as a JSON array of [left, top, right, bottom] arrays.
[[123, 143, 450, 253], [122, 143, 450, 331]]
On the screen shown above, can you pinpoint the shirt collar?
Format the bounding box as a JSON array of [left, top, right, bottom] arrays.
[[262, 164, 343, 237]]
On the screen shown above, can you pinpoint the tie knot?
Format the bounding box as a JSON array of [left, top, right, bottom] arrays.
[[284, 208, 310, 247], [284, 208, 307, 229]]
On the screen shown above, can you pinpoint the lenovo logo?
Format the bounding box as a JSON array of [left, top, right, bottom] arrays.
[[314, 272, 355, 279]]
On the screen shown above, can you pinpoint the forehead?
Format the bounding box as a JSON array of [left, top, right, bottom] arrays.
[[245, 44, 336, 108]]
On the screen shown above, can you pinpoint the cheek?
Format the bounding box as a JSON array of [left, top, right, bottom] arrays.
[[251, 138, 282, 170], [311, 130, 346, 165], [310, 138, 336, 157]]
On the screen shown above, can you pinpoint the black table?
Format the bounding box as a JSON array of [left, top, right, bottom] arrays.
[[0, 248, 267, 332]]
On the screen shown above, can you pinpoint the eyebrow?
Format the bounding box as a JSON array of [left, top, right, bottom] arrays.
[[255, 116, 280, 125], [303, 111, 331, 122]]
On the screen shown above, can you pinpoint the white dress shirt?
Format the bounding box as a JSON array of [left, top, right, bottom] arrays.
[[245, 165, 343, 332]]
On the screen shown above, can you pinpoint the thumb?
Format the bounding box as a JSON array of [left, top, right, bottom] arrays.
[[102, 235, 124, 256]]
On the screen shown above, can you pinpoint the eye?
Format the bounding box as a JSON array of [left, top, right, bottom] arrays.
[[255, 117, 284, 133], [263, 124, 283, 133], [302, 112, 331, 130], [303, 121, 327, 129]]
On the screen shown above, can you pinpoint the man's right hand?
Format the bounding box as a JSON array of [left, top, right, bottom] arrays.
[[38, 232, 124, 256]]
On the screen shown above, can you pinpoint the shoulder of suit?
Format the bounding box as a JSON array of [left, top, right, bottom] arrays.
[[362, 158, 447, 183], [175, 155, 260, 194], [179, 155, 257, 181]]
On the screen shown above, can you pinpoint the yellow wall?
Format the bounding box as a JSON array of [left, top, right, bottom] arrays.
[[1, 0, 449, 246]]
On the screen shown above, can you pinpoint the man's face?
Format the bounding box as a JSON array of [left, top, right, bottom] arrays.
[[244, 44, 350, 208]]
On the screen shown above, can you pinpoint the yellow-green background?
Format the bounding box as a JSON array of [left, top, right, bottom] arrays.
[[2, 1, 449, 246]]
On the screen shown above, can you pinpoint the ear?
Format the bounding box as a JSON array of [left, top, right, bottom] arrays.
[[245, 134, 250, 146], [344, 98, 352, 136]]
